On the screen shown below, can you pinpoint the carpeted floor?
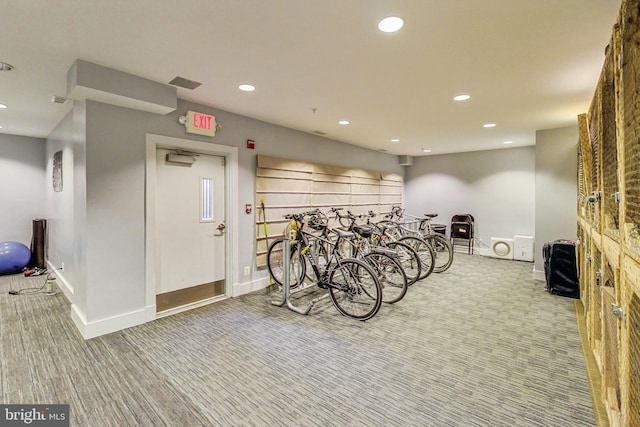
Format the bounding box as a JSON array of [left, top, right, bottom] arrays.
[[0, 254, 595, 426]]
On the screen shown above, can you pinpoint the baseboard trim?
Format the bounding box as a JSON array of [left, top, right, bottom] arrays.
[[71, 304, 152, 340], [532, 269, 545, 282], [475, 247, 491, 257], [47, 260, 74, 300], [156, 295, 227, 319], [232, 277, 270, 297]]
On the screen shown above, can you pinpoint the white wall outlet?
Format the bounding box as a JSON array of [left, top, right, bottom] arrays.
[[243, 266, 250, 276]]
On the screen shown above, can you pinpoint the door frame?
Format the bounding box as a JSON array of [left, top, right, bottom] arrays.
[[145, 134, 239, 321]]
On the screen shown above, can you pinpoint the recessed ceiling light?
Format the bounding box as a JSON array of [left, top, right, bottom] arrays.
[[338, 120, 350, 125], [453, 94, 470, 101], [422, 148, 431, 153], [238, 84, 255, 92], [0, 104, 7, 109], [503, 141, 513, 144], [391, 139, 400, 142], [378, 16, 404, 33], [0, 125, 3, 129], [0, 62, 13, 72], [483, 123, 496, 128]]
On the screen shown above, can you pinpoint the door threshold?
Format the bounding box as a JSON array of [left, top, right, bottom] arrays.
[[156, 294, 228, 319]]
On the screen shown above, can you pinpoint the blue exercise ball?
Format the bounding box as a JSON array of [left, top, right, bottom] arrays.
[[0, 241, 32, 275]]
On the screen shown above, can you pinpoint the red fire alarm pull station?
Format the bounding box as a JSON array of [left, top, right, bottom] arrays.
[[247, 139, 255, 149]]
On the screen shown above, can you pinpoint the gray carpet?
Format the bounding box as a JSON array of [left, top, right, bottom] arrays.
[[0, 254, 594, 426]]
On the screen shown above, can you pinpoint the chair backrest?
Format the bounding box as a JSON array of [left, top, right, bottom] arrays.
[[450, 214, 474, 238], [451, 214, 474, 225]]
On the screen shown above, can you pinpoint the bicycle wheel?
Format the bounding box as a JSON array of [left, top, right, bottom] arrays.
[[267, 237, 306, 289], [328, 258, 382, 320], [387, 241, 421, 286], [363, 251, 407, 304], [423, 233, 454, 273], [398, 236, 435, 280]]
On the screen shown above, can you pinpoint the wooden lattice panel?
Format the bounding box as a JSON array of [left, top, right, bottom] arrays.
[[588, 87, 601, 196], [621, 0, 640, 256], [589, 107, 601, 229], [578, 150, 586, 199], [578, 113, 592, 196], [582, 235, 591, 317], [578, 150, 587, 219], [601, 40, 620, 236], [578, 224, 589, 310], [627, 291, 640, 427], [604, 261, 616, 290]]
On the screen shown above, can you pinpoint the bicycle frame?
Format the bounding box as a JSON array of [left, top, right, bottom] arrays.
[[288, 217, 356, 289]]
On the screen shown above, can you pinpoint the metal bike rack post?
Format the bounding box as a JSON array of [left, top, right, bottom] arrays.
[[271, 239, 313, 315]]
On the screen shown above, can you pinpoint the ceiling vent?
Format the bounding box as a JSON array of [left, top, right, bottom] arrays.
[[169, 76, 202, 90]]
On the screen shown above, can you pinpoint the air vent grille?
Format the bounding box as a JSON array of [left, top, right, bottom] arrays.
[[169, 76, 202, 90]]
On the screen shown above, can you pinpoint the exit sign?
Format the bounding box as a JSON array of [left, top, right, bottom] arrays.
[[184, 111, 218, 137]]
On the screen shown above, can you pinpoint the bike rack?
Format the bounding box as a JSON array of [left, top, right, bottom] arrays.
[[270, 239, 328, 315]]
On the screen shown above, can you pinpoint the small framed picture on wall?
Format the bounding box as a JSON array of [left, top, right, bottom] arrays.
[[53, 150, 63, 192]]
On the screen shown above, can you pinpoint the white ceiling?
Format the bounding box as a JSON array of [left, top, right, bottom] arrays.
[[0, 0, 621, 156]]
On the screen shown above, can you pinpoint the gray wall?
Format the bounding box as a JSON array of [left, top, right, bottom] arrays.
[[404, 126, 578, 278], [0, 134, 46, 245], [404, 146, 536, 251], [46, 103, 87, 318], [47, 97, 402, 330], [533, 126, 578, 276]]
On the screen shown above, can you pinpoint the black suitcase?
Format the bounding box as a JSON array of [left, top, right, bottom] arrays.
[[543, 240, 579, 298]]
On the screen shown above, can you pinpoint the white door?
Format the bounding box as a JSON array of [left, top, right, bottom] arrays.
[[155, 149, 226, 297]]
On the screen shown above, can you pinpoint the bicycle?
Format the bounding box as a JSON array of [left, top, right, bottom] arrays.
[[329, 210, 408, 304], [334, 209, 427, 285], [380, 205, 454, 273], [267, 212, 383, 320]]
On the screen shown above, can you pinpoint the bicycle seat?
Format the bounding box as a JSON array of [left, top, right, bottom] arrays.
[[330, 228, 354, 239], [352, 224, 373, 238], [424, 213, 438, 218]]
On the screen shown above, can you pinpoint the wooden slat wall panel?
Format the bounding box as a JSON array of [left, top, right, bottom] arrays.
[[255, 155, 402, 266], [601, 38, 620, 237]]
